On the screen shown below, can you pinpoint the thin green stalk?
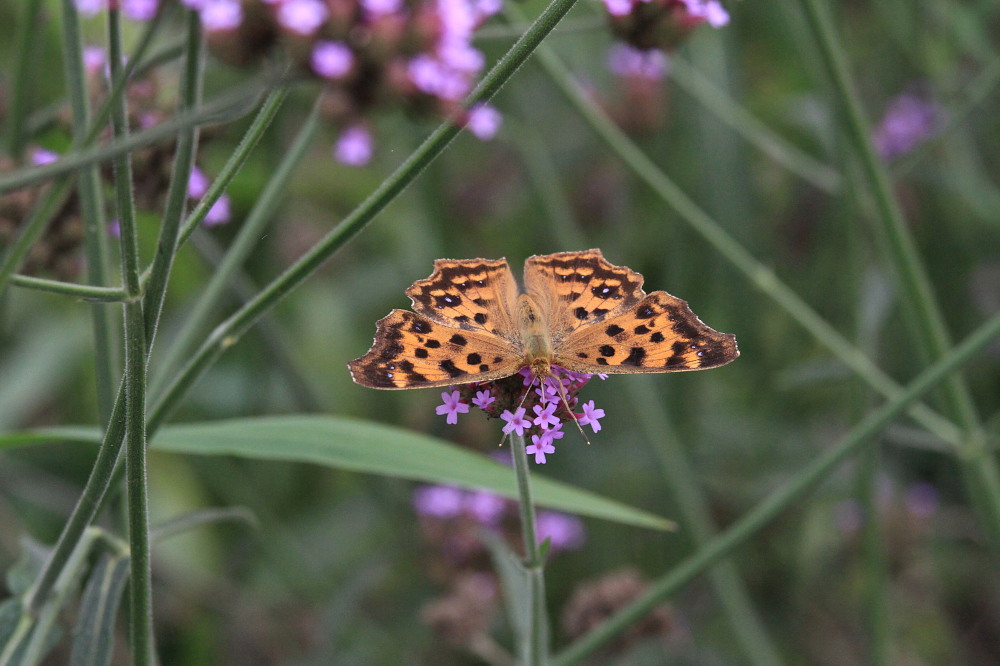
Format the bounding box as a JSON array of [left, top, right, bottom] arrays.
[[668, 55, 841, 193], [173, 86, 289, 248], [0, 75, 275, 196], [510, 432, 548, 664], [859, 441, 891, 665], [144, 9, 204, 346], [552, 310, 1000, 664], [147, 0, 583, 430], [797, 0, 1000, 549], [108, 9, 152, 663], [515, 20, 965, 449], [60, 0, 116, 421], [151, 100, 320, 400], [9, 275, 128, 301], [26, 86, 288, 616], [630, 379, 783, 666], [7, 0, 44, 158]]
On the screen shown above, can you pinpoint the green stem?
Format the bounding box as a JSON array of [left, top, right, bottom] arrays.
[[108, 9, 152, 663], [60, 0, 117, 421], [552, 310, 1000, 665], [147, 0, 582, 430], [797, 0, 1000, 550], [151, 99, 320, 400], [8, 275, 128, 301], [144, 9, 204, 345], [510, 432, 547, 664], [7, 0, 44, 158]]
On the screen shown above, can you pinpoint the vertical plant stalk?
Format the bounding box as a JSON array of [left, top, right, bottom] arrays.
[[107, 8, 153, 664], [796, 0, 1000, 549], [510, 432, 548, 664], [7, 0, 44, 158], [60, 0, 116, 422]]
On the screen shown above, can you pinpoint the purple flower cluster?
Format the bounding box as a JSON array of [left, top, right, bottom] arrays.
[[435, 367, 607, 465], [872, 92, 940, 161], [602, 0, 730, 53], [413, 484, 586, 553]]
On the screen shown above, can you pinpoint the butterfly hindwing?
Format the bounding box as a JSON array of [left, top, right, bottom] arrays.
[[554, 291, 739, 374], [348, 310, 524, 389]]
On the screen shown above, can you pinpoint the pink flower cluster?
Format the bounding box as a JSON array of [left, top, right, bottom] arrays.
[[436, 367, 606, 465], [601, 0, 730, 55]]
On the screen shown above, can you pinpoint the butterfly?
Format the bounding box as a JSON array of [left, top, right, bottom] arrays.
[[348, 249, 738, 389]]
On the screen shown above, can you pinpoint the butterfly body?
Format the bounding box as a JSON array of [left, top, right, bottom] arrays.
[[348, 249, 738, 389]]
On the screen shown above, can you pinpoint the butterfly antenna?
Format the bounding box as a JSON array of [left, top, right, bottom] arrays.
[[496, 375, 538, 448], [552, 374, 592, 446]]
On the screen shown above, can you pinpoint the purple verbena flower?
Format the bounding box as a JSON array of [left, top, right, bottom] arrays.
[[188, 167, 210, 199], [311, 41, 354, 79], [277, 0, 329, 35], [526, 434, 556, 464], [532, 402, 560, 430], [198, 0, 242, 31], [467, 104, 502, 140], [472, 389, 495, 410], [608, 44, 670, 80], [362, 0, 404, 17], [436, 389, 470, 424], [873, 92, 939, 160], [123, 0, 159, 21], [465, 490, 506, 524], [334, 125, 374, 166], [904, 482, 939, 519], [500, 407, 530, 436], [536, 511, 585, 552], [30, 148, 60, 166], [577, 400, 605, 433], [602, 0, 632, 17], [681, 0, 730, 27], [108, 219, 121, 237], [204, 195, 232, 226], [75, 0, 105, 16]]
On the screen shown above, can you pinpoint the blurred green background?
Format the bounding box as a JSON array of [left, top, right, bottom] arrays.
[[2, 0, 1000, 663]]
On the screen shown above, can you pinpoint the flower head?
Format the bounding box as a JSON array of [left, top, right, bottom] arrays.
[[873, 92, 940, 160], [500, 407, 530, 436], [526, 433, 556, 464], [536, 510, 585, 551], [436, 390, 470, 424], [334, 125, 374, 166], [577, 400, 605, 433]]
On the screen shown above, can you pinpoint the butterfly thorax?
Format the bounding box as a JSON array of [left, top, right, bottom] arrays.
[[517, 293, 555, 379]]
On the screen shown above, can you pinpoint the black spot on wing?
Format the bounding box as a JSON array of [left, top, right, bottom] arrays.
[[425, 339, 441, 349], [414, 348, 429, 359], [623, 347, 646, 366], [650, 332, 664, 343], [605, 324, 624, 337], [450, 334, 468, 346], [467, 353, 482, 365], [599, 345, 615, 357], [474, 312, 488, 325], [440, 360, 464, 378]]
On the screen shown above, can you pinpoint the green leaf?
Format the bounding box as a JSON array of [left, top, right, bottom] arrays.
[[70, 554, 130, 666], [480, 530, 534, 653], [150, 416, 675, 531], [0, 427, 102, 450]]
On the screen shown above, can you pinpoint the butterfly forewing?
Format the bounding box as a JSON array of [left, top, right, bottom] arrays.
[[553, 291, 739, 374], [523, 249, 646, 344], [348, 309, 524, 389], [405, 257, 521, 340]]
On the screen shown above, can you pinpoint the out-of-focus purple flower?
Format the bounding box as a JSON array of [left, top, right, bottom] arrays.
[[904, 482, 939, 519], [536, 511, 585, 552], [334, 125, 374, 166], [466, 491, 506, 524], [436, 390, 471, 424], [414, 485, 466, 518], [204, 194, 232, 226], [188, 167, 210, 199], [681, 0, 730, 27], [473, 0, 502, 20], [75, 0, 105, 16], [277, 0, 329, 35], [361, 0, 404, 17], [199, 0, 242, 31], [123, 0, 159, 21], [608, 44, 670, 81], [467, 104, 502, 140], [311, 41, 354, 79], [602, 0, 632, 17], [873, 92, 940, 160], [577, 400, 605, 433], [83, 46, 107, 77], [108, 219, 121, 238], [30, 148, 60, 166]]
